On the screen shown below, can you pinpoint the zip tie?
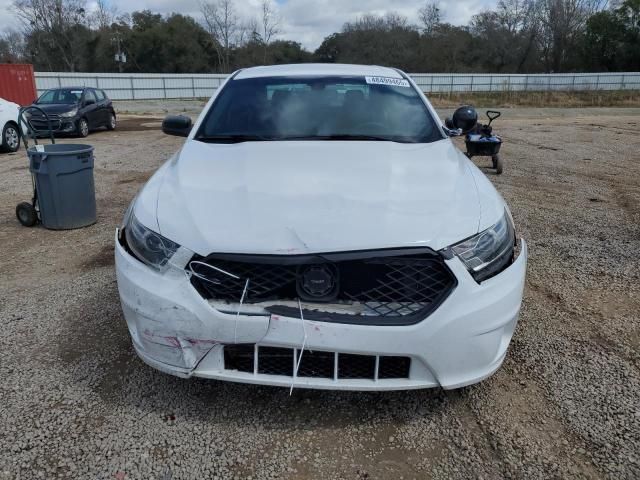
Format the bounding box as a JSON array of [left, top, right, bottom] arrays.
[[289, 298, 308, 396], [233, 278, 250, 344], [187, 260, 240, 284]]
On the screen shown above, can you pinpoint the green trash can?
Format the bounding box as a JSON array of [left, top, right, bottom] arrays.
[[28, 144, 97, 230]]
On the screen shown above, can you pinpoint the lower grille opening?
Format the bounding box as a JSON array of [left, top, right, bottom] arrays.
[[339, 353, 376, 379], [379, 356, 411, 379], [297, 350, 334, 378], [257, 347, 294, 376], [223, 344, 254, 373], [223, 345, 411, 380]]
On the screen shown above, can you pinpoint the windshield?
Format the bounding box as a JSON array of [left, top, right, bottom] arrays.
[[37, 89, 83, 104], [195, 76, 442, 143]]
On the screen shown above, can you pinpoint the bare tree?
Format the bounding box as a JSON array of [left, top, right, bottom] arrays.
[[200, 0, 241, 72], [89, 0, 118, 30], [499, 0, 541, 71], [345, 12, 410, 32], [419, 1, 441, 34], [535, 0, 608, 71], [0, 30, 27, 63], [497, 0, 533, 33], [13, 0, 88, 71], [259, 0, 280, 62]]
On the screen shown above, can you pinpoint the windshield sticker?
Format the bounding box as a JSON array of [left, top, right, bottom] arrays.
[[365, 76, 410, 88]]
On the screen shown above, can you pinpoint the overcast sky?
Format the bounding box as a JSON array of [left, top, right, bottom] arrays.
[[0, 0, 497, 51]]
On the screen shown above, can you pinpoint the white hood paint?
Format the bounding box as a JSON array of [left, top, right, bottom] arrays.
[[147, 138, 499, 256]]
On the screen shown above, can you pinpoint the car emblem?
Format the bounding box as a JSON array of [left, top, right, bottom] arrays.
[[298, 264, 339, 301]]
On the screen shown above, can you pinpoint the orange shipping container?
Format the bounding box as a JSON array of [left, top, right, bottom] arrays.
[[0, 64, 37, 106]]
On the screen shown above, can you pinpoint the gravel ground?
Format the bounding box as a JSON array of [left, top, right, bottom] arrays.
[[1, 107, 639, 479]]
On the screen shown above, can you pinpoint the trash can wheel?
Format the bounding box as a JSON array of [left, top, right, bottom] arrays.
[[16, 202, 38, 227], [492, 154, 503, 175]]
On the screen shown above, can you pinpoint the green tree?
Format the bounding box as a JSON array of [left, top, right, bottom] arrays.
[[583, 11, 625, 70]]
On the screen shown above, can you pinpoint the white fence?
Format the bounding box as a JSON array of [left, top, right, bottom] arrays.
[[34, 71, 640, 100]]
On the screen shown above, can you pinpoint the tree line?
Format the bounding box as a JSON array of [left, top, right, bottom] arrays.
[[0, 0, 638, 73]]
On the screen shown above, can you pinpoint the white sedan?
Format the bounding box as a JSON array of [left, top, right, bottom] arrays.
[[115, 64, 527, 391], [0, 97, 20, 153]]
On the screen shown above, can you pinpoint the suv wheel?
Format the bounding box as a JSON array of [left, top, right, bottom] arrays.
[[2, 123, 20, 153], [77, 118, 89, 138]]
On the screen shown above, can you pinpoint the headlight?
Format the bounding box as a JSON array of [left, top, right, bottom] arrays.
[[448, 210, 515, 282], [120, 197, 136, 234], [124, 213, 180, 271], [60, 109, 78, 118]]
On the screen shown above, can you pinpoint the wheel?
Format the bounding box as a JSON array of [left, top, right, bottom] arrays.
[[16, 202, 38, 227], [106, 113, 116, 131], [492, 155, 503, 175], [77, 118, 89, 138], [2, 122, 21, 153]]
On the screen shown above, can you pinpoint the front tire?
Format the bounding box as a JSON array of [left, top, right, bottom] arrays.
[[2, 122, 21, 153], [77, 118, 89, 138], [106, 113, 116, 131]]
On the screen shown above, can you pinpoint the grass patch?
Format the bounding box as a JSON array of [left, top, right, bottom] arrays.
[[428, 90, 640, 108]]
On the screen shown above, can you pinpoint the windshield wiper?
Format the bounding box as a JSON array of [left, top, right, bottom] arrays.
[[195, 134, 268, 144], [196, 134, 416, 144], [274, 134, 404, 142]]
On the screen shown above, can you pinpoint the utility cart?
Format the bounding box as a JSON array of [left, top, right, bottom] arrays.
[[464, 110, 503, 175]]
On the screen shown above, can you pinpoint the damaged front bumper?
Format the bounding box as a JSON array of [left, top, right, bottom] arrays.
[[115, 230, 528, 390]]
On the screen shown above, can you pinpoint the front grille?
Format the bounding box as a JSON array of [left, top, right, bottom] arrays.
[[189, 248, 457, 325], [28, 114, 62, 131], [223, 345, 411, 380]]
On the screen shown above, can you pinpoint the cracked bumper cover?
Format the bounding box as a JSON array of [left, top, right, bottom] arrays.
[[115, 230, 528, 390]]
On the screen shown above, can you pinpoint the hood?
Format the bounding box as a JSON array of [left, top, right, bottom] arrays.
[[0, 98, 19, 110], [152, 139, 489, 256], [31, 103, 78, 114]]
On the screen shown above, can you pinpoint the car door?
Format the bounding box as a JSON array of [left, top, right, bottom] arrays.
[[93, 89, 110, 126], [82, 89, 100, 128]]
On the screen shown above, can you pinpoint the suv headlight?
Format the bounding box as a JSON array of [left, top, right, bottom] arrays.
[[448, 210, 515, 283], [124, 213, 180, 271], [60, 109, 78, 118]]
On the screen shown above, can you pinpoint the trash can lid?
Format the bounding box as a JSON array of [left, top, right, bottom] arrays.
[[27, 144, 93, 156]]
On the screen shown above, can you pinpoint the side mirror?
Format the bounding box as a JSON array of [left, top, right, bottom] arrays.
[[442, 125, 463, 137], [162, 115, 192, 137], [85, 98, 96, 106]]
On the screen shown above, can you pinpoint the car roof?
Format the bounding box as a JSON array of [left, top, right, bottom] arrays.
[[45, 86, 89, 91], [234, 63, 404, 80]]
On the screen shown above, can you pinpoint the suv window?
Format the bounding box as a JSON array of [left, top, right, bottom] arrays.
[[95, 89, 106, 101], [196, 75, 442, 144]]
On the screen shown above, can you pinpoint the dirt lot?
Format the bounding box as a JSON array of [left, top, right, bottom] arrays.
[[1, 107, 639, 479]]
